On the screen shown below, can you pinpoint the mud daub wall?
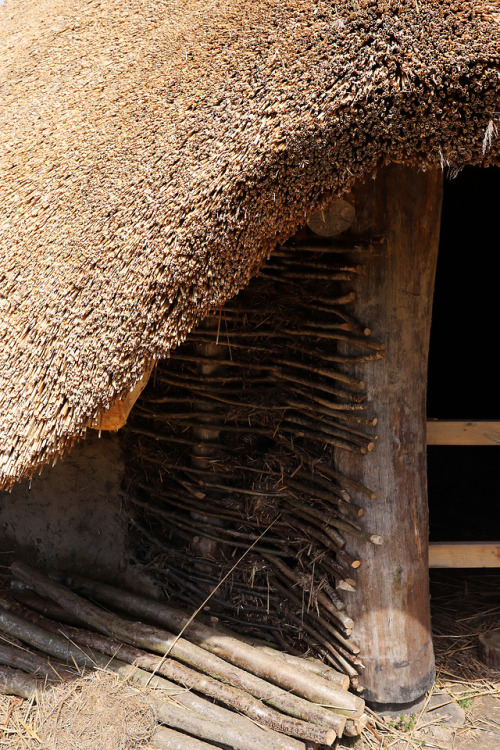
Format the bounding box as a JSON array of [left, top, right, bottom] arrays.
[[0, 431, 141, 583]]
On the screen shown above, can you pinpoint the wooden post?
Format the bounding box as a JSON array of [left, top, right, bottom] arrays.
[[190, 318, 228, 565], [335, 165, 443, 705]]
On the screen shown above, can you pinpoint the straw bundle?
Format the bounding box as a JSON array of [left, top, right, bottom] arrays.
[[1, 0, 499, 488], [0, 562, 370, 748]]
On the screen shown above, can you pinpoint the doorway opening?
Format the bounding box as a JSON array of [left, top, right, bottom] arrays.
[[426, 166, 500, 710], [427, 165, 500, 546]]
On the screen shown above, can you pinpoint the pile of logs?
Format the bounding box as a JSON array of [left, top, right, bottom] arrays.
[[0, 562, 369, 748], [124, 232, 382, 681]]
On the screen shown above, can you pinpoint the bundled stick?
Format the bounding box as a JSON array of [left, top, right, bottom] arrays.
[[0, 562, 371, 748], [0, 665, 49, 702]]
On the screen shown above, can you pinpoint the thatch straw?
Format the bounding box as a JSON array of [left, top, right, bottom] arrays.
[[0, 672, 157, 750], [1, 0, 499, 488]]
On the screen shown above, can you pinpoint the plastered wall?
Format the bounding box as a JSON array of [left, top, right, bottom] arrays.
[[0, 431, 152, 592]]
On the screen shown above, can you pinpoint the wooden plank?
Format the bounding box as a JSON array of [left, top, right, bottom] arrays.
[[429, 542, 500, 568], [427, 420, 500, 446]]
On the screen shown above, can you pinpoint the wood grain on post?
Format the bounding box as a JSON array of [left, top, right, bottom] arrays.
[[334, 165, 442, 705]]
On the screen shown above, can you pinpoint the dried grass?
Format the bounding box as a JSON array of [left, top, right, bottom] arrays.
[[0, 671, 157, 749], [431, 570, 500, 685]]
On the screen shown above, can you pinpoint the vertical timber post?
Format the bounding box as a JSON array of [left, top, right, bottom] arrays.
[[190, 317, 227, 565], [336, 164, 443, 706]]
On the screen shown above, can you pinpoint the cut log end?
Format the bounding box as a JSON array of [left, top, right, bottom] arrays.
[[478, 631, 500, 670], [337, 581, 356, 592], [323, 727, 337, 746], [343, 713, 369, 737]]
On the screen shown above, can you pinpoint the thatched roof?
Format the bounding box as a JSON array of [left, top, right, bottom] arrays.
[[0, 0, 499, 489]]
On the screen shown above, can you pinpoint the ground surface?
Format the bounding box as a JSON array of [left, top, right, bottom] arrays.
[[340, 681, 500, 750], [340, 571, 500, 750], [0, 672, 157, 749]]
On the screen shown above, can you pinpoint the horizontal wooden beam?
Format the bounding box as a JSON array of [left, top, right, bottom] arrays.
[[429, 542, 500, 568], [88, 366, 153, 432], [427, 420, 500, 446]]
